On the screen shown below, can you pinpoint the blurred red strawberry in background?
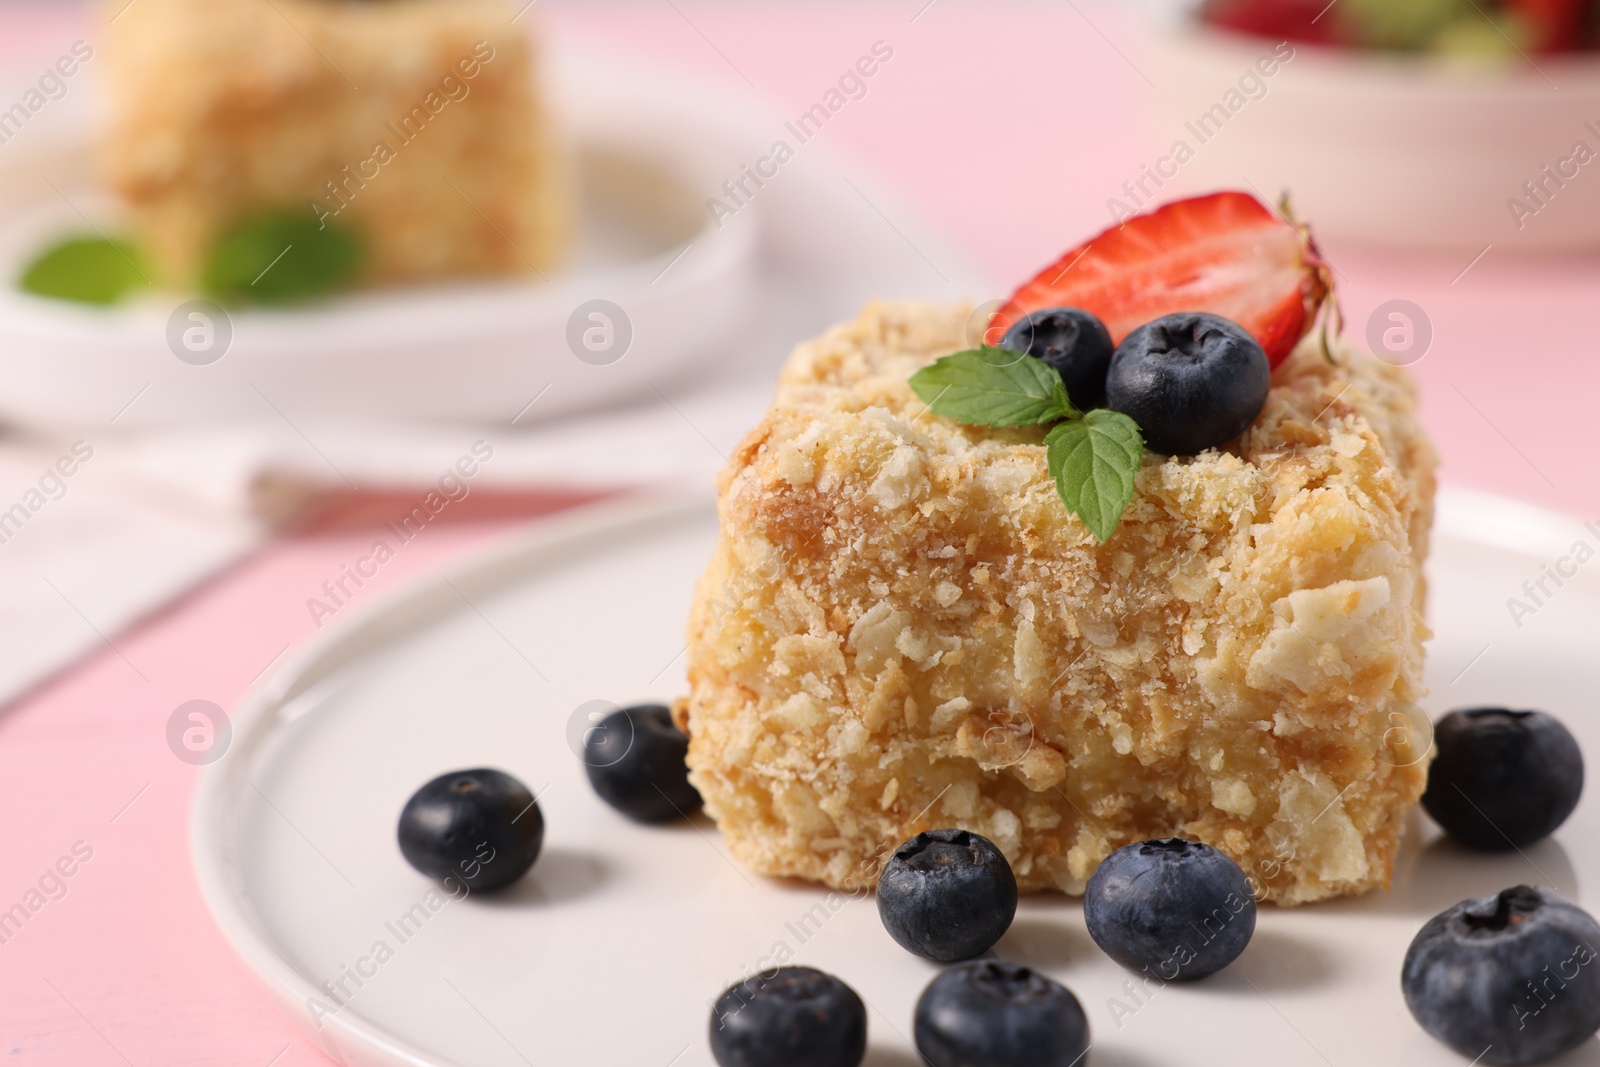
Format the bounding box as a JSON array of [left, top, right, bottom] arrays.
[[1502, 0, 1589, 50], [1200, 0, 1342, 45], [1200, 0, 1600, 53]]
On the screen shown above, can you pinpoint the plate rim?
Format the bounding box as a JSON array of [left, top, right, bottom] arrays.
[[191, 487, 715, 1067], [190, 482, 1597, 1067]]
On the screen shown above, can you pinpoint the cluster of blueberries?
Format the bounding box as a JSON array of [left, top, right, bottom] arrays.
[[397, 703, 1590, 1067], [998, 306, 1272, 456]]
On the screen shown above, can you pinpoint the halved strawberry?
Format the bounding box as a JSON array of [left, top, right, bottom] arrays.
[[990, 192, 1331, 368]]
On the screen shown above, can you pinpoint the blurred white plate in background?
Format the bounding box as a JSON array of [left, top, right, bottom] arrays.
[[0, 45, 984, 430], [0, 58, 753, 429], [193, 486, 1600, 1067]]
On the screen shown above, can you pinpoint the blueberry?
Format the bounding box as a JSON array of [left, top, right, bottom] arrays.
[[999, 307, 1114, 410], [1084, 837, 1255, 980], [1403, 886, 1600, 1065], [709, 966, 866, 1067], [876, 828, 1018, 961], [582, 703, 702, 822], [914, 959, 1089, 1067], [1104, 311, 1270, 455], [1423, 708, 1583, 851], [397, 768, 542, 892]]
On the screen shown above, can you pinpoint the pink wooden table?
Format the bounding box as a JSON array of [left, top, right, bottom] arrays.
[[2, 2, 1595, 1062]]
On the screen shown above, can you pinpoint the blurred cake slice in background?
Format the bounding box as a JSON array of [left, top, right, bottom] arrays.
[[100, 0, 570, 289]]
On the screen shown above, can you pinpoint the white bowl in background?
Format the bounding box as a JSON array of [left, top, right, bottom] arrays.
[[1148, 23, 1600, 251]]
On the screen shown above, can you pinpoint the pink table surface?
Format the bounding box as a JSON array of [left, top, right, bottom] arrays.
[[2, 2, 1598, 1062]]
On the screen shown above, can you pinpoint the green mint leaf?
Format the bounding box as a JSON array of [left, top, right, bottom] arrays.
[[203, 210, 364, 305], [21, 236, 148, 306], [909, 346, 1077, 427], [1045, 409, 1144, 543]]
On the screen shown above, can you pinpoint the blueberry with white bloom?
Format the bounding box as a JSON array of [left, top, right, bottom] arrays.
[[1084, 837, 1255, 980]]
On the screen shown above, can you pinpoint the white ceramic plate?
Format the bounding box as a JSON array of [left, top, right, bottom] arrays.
[[0, 48, 762, 429], [193, 486, 1600, 1067]]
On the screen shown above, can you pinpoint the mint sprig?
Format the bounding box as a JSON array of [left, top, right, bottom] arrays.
[[203, 211, 364, 306], [21, 235, 149, 306], [910, 349, 1144, 542], [909, 346, 1076, 427], [1045, 410, 1143, 543]]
